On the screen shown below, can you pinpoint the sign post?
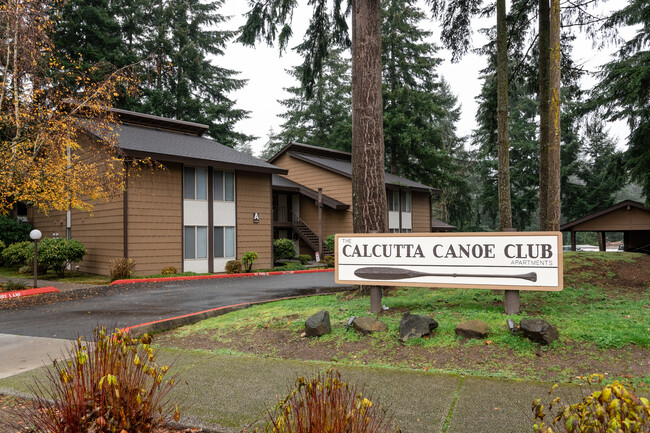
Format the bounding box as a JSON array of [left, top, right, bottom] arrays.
[[335, 232, 563, 313]]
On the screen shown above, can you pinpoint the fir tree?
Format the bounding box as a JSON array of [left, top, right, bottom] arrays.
[[269, 47, 352, 154], [592, 0, 650, 204]]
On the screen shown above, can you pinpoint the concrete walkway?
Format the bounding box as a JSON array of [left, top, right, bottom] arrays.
[[0, 350, 573, 433]]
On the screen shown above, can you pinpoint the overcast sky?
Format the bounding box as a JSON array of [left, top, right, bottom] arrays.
[[219, 0, 629, 157]]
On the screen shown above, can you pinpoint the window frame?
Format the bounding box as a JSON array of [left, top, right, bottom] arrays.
[[184, 226, 208, 259], [214, 170, 235, 202], [183, 166, 208, 200]]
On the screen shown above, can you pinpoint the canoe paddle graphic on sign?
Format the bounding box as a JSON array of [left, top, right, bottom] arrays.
[[335, 232, 563, 291]]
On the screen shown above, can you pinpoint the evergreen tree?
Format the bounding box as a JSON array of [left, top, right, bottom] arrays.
[[592, 0, 650, 204], [269, 47, 352, 154], [53, 0, 252, 148], [137, 0, 252, 146], [562, 116, 627, 221]]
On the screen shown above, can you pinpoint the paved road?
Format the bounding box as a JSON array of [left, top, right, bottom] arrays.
[[0, 272, 349, 340]]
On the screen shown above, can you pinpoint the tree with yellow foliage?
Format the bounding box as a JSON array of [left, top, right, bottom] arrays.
[[0, 0, 139, 214]]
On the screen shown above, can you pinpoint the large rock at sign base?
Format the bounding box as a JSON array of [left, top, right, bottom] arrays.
[[519, 318, 559, 345], [455, 320, 489, 339], [352, 316, 387, 335], [305, 310, 331, 337], [399, 312, 439, 342]]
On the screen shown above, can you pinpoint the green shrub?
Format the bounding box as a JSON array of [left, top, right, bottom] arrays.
[[532, 374, 649, 433], [38, 238, 86, 277], [4, 280, 27, 291], [320, 255, 335, 268], [241, 251, 259, 272], [109, 257, 136, 281], [225, 259, 242, 274], [273, 238, 296, 260], [254, 368, 398, 433], [1, 241, 33, 266], [297, 254, 312, 265], [325, 234, 335, 253], [18, 327, 179, 433], [161, 266, 177, 275], [0, 215, 31, 246]]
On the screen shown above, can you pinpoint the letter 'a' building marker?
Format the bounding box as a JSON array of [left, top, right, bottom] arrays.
[[335, 232, 563, 291]]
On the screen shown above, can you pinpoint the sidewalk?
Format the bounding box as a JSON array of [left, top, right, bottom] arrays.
[[0, 350, 566, 433]]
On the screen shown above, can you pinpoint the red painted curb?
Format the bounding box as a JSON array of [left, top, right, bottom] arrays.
[[111, 268, 334, 285], [0, 286, 60, 300], [120, 294, 321, 334]]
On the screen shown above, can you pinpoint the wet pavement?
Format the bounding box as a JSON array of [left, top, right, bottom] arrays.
[[0, 272, 350, 340]]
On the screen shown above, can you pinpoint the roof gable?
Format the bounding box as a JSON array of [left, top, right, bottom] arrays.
[[560, 200, 650, 231], [269, 142, 439, 192]]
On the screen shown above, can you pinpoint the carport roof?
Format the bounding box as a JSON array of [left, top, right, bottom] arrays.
[[560, 200, 650, 231], [272, 175, 350, 210]]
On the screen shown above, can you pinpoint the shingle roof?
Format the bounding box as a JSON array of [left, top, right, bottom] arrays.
[[113, 124, 286, 174], [290, 152, 438, 192], [272, 175, 349, 210]]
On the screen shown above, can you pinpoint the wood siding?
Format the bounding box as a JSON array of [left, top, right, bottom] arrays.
[[572, 207, 650, 231], [32, 135, 125, 276], [299, 195, 352, 239], [237, 172, 273, 269], [412, 191, 432, 233], [273, 154, 353, 205], [127, 162, 183, 276]]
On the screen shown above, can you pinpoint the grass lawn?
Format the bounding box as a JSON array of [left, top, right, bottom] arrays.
[[0, 267, 111, 286], [155, 252, 650, 386]]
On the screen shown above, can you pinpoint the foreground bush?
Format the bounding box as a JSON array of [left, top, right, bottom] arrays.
[[273, 238, 296, 261], [255, 368, 399, 433], [18, 327, 179, 433], [533, 374, 649, 433], [161, 266, 177, 275], [38, 238, 86, 277], [109, 257, 136, 281]]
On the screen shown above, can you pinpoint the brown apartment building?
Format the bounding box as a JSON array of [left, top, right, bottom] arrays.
[[31, 109, 286, 276], [269, 143, 440, 256]]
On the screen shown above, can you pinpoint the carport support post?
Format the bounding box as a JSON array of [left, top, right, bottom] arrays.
[[318, 188, 323, 259], [503, 228, 520, 315]]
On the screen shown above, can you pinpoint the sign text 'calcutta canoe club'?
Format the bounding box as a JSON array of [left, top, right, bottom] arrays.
[[335, 232, 564, 291]]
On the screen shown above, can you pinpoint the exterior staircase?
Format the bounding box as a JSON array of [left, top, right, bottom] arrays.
[[292, 217, 333, 256]]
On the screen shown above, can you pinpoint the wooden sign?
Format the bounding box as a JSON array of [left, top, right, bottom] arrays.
[[335, 232, 563, 291]]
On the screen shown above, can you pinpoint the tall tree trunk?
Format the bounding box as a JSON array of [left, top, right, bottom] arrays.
[[351, 0, 387, 233], [538, 0, 550, 230], [497, 0, 512, 231], [548, 0, 561, 230]]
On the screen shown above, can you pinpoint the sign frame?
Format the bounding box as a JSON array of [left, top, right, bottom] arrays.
[[335, 231, 563, 291]]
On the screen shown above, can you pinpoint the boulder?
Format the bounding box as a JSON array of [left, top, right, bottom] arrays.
[[455, 320, 489, 339], [305, 310, 331, 337], [398, 312, 439, 342], [352, 317, 387, 334], [519, 318, 558, 345]]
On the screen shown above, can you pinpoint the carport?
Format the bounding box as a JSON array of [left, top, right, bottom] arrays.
[[560, 200, 650, 253]]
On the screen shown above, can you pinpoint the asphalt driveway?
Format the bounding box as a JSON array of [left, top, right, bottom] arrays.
[[0, 272, 350, 340]]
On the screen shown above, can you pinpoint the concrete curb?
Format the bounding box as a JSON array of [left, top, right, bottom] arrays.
[[111, 268, 334, 285], [0, 286, 59, 301], [121, 287, 347, 337]]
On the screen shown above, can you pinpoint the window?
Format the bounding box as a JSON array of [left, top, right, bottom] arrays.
[[184, 226, 207, 259], [184, 166, 207, 200], [401, 191, 412, 212], [388, 190, 399, 211], [214, 226, 235, 258], [214, 170, 235, 202]]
